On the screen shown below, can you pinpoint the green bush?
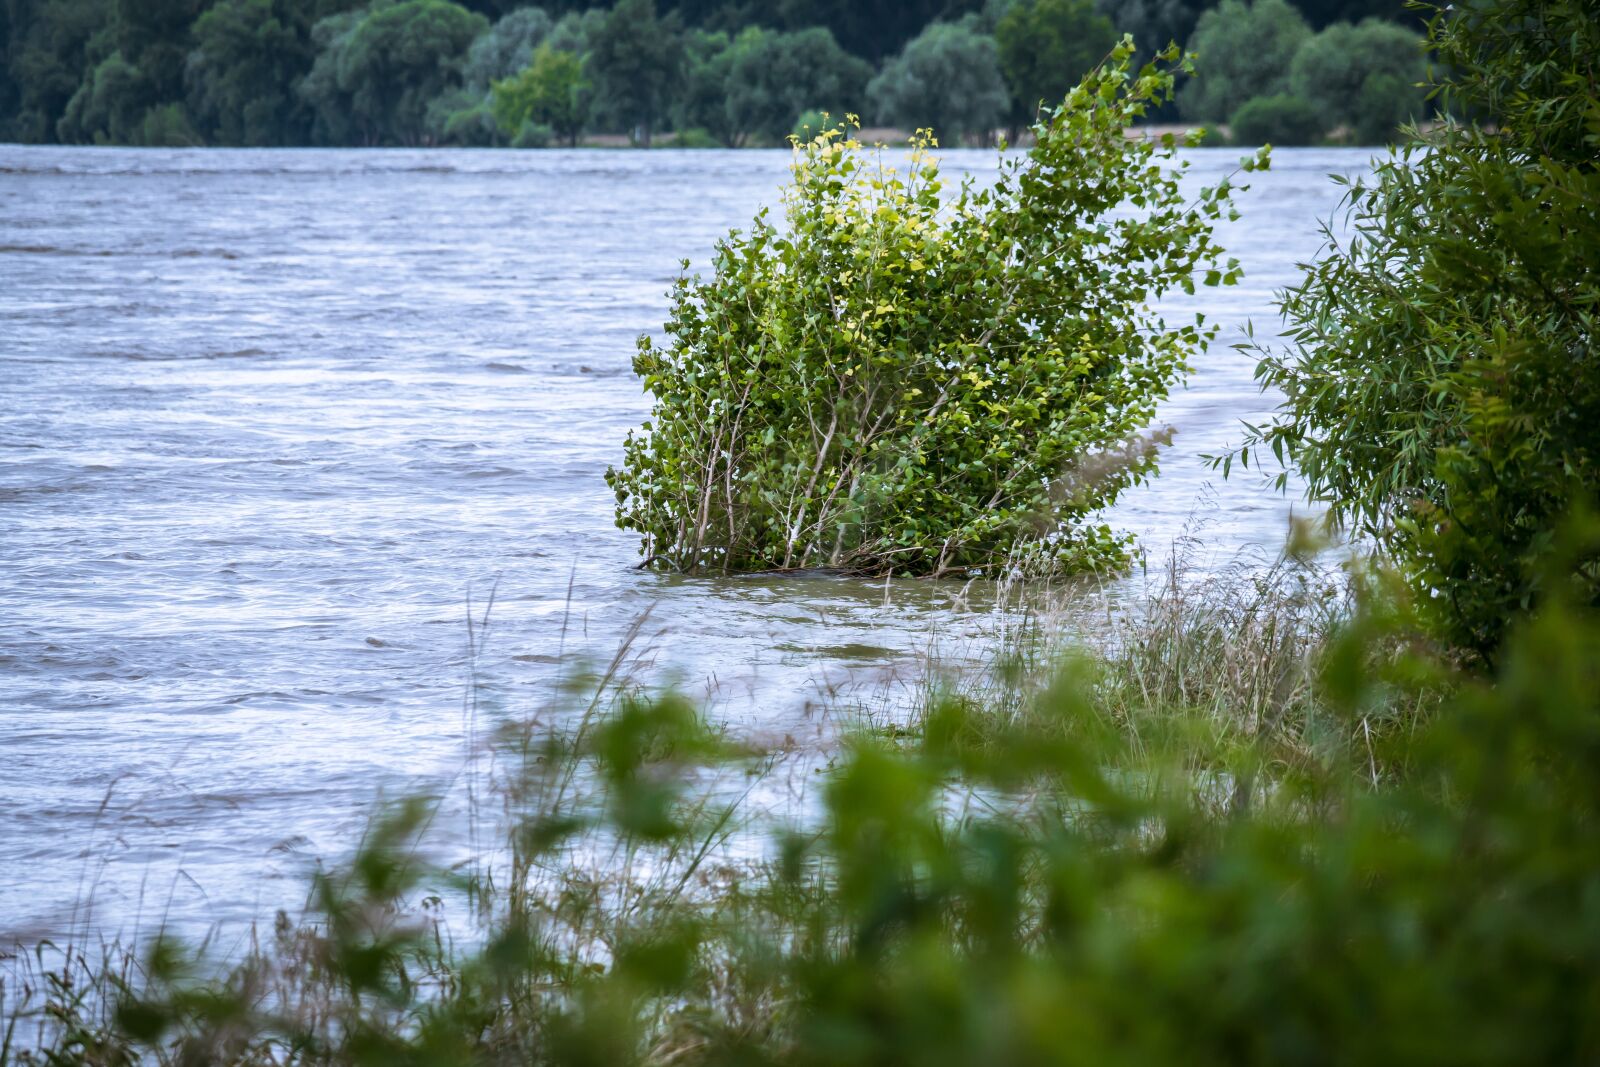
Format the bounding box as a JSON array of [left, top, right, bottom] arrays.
[[1221, 0, 1600, 658], [1229, 92, 1323, 144], [608, 41, 1262, 576], [510, 119, 553, 147], [667, 125, 720, 148]]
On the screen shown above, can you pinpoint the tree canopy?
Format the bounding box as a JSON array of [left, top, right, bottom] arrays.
[[1, 0, 1428, 146], [867, 19, 1008, 144]]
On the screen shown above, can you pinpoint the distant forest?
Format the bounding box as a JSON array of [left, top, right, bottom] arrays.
[[0, 0, 1424, 147]]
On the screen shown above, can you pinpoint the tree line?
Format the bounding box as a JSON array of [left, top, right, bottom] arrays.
[[0, 0, 1419, 147]]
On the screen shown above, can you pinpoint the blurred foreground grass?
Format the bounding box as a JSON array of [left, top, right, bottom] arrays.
[[4, 534, 1597, 1065]]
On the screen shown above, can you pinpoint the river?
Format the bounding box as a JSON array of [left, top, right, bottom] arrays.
[[0, 145, 1369, 943]]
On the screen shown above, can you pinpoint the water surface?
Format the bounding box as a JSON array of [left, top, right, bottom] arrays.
[[0, 145, 1367, 942]]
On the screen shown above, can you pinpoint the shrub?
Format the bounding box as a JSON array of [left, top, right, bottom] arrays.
[[1229, 92, 1322, 144], [511, 119, 553, 147], [607, 41, 1264, 577], [1220, 0, 1600, 658], [668, 125, 720, 148]]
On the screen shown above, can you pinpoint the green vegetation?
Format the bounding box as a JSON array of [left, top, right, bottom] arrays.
[[607, 44, 1262, 576], [1229, 91, 1320, 144], [6, 0, 1599, 1061], [1177, 0, 1430, 144], [7, 528, 1600, 1063], [492, 43, 588, 144], [994, 0, 1117, 133], [1, 0, 1425, 147], [1179, 0, 1311, 124], [1224, 0, 1600, 657], [1288, 17, 1425, 142], [865, 19, 1008, 146]]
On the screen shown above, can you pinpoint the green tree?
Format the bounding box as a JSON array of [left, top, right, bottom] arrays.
[[53, 0, 206, 143], [185, 0, 311, 145], [771, 0, 991, 62], [867, 19, 1009, 145], [1179, 0, 1311, 122], [995, 0, 1117, 130], [56, 50, 146, 142], [721, 26, 869, 145], [1289, 17, 1426, 143], [297, 6, 363, 143], [610, 42, 1263, 576], [460, 4, 552, 90], [1223, 0, 1600, 657], [112, 0, 205, 111], [672, 28, 739, 144], [4, 0, 113, 142], [492, 42, 589, 145], [1095, 0, 1201, 53], [586, 0, 683, 145], [430, 6, 557, 145], [544, 6, 604, 54], [302, 0, 487, 145]]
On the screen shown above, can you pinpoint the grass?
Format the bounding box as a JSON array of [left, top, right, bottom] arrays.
[[3, 545, 1593, 1066]]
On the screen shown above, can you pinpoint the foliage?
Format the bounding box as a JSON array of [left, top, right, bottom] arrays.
[[0, 0, 1438, 147], [337, 0, 487, 145], [3, 0, 114, 142], [1220, 0, 1600, 657], [9, 530, 1600, 1064], [866, 19, 1009, 145], [672, 26, 868, 148], [1229, 91, 1321, 144], [296, 6, 363, 143], [722, 26, 870, 147], [1094, 0, 1202, 55], [1288, 16, 1425, 143], [493, 42, 589, 145], [185, 0, 310, 145], [55, 50, 147, 142], [995, 0, 1117, 129], [670, 27, 738, 144], [585, 0, 683, 144], [765, 0, 998, 62], [608, 42, 1261, 577], [460, 3, 552, 92], [790, 107, 830, 142], [1178, 0, 1310, 121]]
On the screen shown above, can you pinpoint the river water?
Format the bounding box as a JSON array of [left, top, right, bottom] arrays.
[[0, 145, 1369, 944]]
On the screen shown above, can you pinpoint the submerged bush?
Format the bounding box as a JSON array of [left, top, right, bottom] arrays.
[[1229, 92, 1322, 145], [608, 40, 1265, 577], [1222, 0, 1600, 658]]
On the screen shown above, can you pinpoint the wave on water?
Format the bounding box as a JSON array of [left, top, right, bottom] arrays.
[[0, 243, 242, 259]]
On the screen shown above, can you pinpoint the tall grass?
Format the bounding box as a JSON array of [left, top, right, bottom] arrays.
[[4, 540, 1594, 1065]]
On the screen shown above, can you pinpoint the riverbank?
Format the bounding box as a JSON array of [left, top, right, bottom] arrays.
[[7, 548, 1596, 1064]]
